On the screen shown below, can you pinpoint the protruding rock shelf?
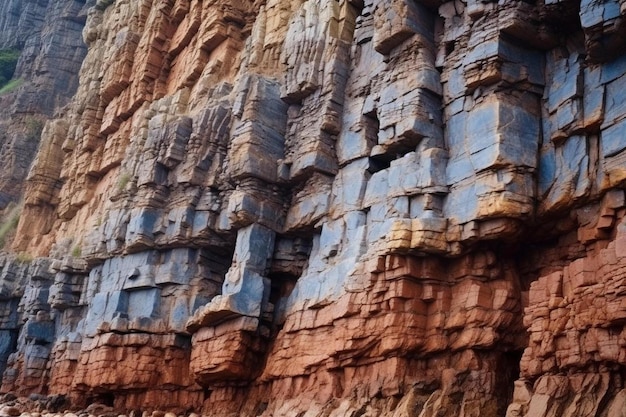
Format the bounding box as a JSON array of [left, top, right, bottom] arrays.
[[1, 0, 626, 416]]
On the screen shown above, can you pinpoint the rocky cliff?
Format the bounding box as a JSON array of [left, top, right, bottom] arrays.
[[0, 0, 92, 215], [2, 0, 626, 416]]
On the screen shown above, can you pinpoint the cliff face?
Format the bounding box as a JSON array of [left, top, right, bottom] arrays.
[[0, 0, 92, 211], [2, 0, 626, 416]]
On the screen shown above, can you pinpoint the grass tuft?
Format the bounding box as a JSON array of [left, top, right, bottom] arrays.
[[16, 252, 33, 263], [0, 203, 21, 248], [0, 78, 23, 95], [117, 173, 131, 191], [25, 116, 44, 142]]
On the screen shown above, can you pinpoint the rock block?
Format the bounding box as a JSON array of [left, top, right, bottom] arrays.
[[465, 94, 540, 172], [372, 0, 434, 55], [190, 323, 265, 385]]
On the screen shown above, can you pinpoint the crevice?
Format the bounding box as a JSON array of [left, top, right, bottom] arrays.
[[499, 349, 524, 414]]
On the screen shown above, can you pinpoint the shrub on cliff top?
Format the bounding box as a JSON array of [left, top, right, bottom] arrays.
[[0, 49, 20, 88]]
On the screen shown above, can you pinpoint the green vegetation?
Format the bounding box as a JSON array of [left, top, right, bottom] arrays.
[[0, 49, 20, 88], [0, 78, 23, 95], [16, 252, 34, 263], [71, 245, 82, 258], [0, 203, 21, 248], [117, 172, 131, 191], [25, 116, 44, 142]]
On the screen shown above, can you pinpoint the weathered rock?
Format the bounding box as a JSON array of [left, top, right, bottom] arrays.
[[0, 0, 92, 214], [1, 0, 626, 416]]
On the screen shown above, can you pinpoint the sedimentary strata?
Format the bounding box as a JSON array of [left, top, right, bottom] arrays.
[[1, 0, 626, 416], [0, 0, 92, 211]]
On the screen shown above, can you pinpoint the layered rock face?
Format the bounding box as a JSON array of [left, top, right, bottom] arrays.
[[2, 0, 626, 416], [0, 0, 93, 211]]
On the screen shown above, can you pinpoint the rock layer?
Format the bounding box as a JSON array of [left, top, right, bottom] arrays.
[[1, 0, 626, 416], [0, 0, 92, 212]]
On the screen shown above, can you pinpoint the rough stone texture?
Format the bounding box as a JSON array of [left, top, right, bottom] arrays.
[[1, 0, 626, 416], [0, 0, 92, 213]]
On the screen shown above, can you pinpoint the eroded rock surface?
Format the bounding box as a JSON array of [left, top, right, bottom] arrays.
[[0, 0, 93, 212], [1, 0, 626, 416]]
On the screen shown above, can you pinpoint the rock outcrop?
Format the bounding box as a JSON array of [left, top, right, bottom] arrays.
[[0, 0, 92, 212], [1, 0, 626, 416]]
